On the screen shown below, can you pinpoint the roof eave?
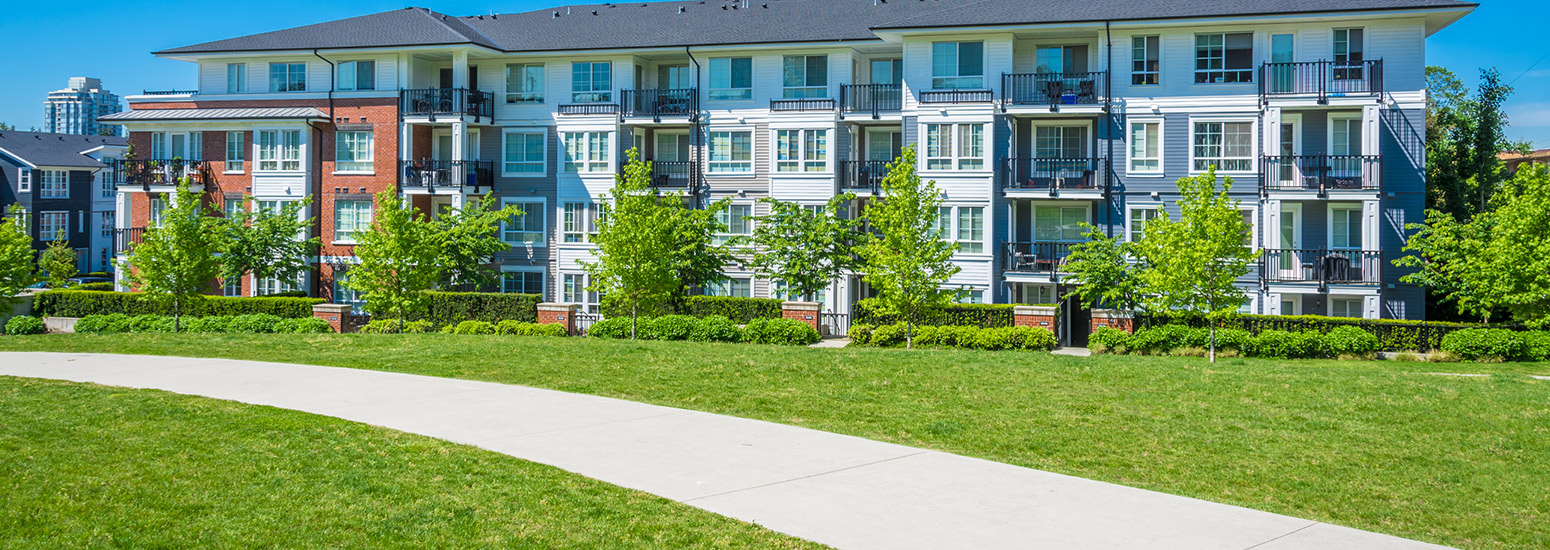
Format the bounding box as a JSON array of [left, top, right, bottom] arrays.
[[870, 4, 1478, 33]]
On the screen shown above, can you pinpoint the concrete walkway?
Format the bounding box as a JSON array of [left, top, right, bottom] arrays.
[[0, 352, 1451, 550]]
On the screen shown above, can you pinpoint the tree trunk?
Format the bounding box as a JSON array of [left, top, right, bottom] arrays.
[[630, 299, 638, 340], [1209, 323, 1217, 363], [906, 320, 913, 349], [173, 297, 181, 333]]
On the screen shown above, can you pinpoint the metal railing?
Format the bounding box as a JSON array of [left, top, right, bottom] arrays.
[[649, 160, 696, 190], [557, 102, 620, 115], [1002, 72, 1107, 108], [770, 98, 836, 112], [621, 88, 697, 120], [400, 88, 494, 118], [399, 159, 495, 192], [919, 89, 994, 104], [1259, 60, 1383, 102], [838, 160, 890, 193], [113, 227, 145, 254], [112, 159, 209, 190], [1003, 157, 1105, 193], [140, 89, 197, 96], [1260, 248, 1382, 287], [839, 84, 902, 118], [819, 312, 850, 337], [574, 313, 602, 335], [1260, 155, 1381, 194], [1003, 242, 1078, 274]]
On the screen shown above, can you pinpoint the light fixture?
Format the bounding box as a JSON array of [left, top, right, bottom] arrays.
[[1149, 103, 1160, 113], [1149, 191, 1160, 200], [939, 109, 948, 117]]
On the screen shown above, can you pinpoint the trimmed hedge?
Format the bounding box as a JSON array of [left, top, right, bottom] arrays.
[[34, 290, 323, 319], [358, 319, 438, 334], [586, 315, 813, 345], [853, 302, 1017, 329], [850, 322, 1056, 352], [1100, 323, 1392, 359], [74, 314, 331, 334], [1138, 312, 1488, 352], [601, 296, 784, 324], [413, 291, 541, 325], [743, 318, 821, 346], [495, 320, 568, 337], [73, 282, 114, 291], [5, 316, 46, 335], [1440, 329, 1529, 361]]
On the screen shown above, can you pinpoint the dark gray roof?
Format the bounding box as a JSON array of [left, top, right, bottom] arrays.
[[155, 0, 1477, 55], [100, 107, 328, 122], [0, 132, 126, 169]]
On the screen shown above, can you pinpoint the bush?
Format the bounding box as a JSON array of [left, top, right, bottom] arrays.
[[414, 291, 541, 325], [1325, 325, 1380, 356], [645, 314, 699, 341], [74, 313, 131, 334], [1213, 328, 1254, 351], [586, 317, 634, 339], [1130, 325, 1191, 354], [358, 319, 437, 334], [33, 290, 323, 318], [277, 317, 333, 333], [129, 315, 175, 333], [689, 315, 743, 343], [73, 282, 114, 291], [5, 316, 45, 335], [847, 324, 874, 346], [1523, 332, 1550, 362], [1011, 326, 1058, 351], [853, 302, 1016, 328], [1089, 327, 1132, 354], [743, 317, 820, 346], [228, 314, 284, 334], [257, 290, 310, 298], [868, 323, 907, 347], [1247, 330, 1326, 359], [1440, 328, 1528, 361], [681, 296, 783, 324], [181, 316, 231, 333], [853, 322, 1054, 352], [452, 320, 497, 335]]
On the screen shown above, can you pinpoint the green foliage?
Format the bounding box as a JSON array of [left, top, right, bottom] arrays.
[[452, 320, 497, 335], [742, 317, 820, 346], [119, 181, 225, 331], [681, 296, 783, 323], [4, 315, 45, 335], [585, 317, 633, 339], [1325, 326, 1381, 356], [494, 320, 567, 337], [1062, 223, 1140, 310], [344, 190, 442, 330], [1522, 332, 1550, 362], [1244, 330, 1327, 359], [74, 313, 329, 334], [847, 324, 874, 346], [1440, 328, 1528, 361], [748, 194, 862, 302], [852, 322, 1055, 351], [1425, 67, 1523, 221], [688, 315, 743, 343], [218, 197, 319, 292], [33, 290, 321, 318], [1088, 327, 1132, 354], [415, 291, 541, 325], [853, 302, 1016, 328], [644, 315, 698, 341], [0, 205, 34, 309], [73, 282, 114, 291], [855, 145, 962, 348], [433, 195, 524, 289], [38, 234, 78, 290], [358, 319, 437, 334]]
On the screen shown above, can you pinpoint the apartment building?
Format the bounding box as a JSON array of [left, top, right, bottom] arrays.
[[0, 131, 127, 273], [44, 77, 124, 137], [102, 0, 1474, 343]]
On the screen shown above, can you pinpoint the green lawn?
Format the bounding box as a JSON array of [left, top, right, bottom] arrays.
[[0, 376, 825, 549], [3, 333, 1548, 549]]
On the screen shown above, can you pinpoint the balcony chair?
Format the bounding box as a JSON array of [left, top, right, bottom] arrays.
[[1322, 253, 1353, 283], [1077, 80, 1095, 103]]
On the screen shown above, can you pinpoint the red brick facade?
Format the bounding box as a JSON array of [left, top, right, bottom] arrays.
[[1090, 310, 1135, 334], [781, 302, 821, 332], [536, 303, 579, 335], [1013, 306, 1057, 330]]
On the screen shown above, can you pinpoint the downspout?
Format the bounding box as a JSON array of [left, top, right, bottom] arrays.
[[1104, 22, 1115, 239], [311, 50, 335, 299], [685, 46, 704, 208], [313, 50, 336, 120]]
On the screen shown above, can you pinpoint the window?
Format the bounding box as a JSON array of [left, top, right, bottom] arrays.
[[505, 63, 545, 103], [40, 170, 68, 199], [957, 290, 985, 304], [708, 130, 753, 173], [705, 277, 752, 298], [563, 202, 597, 243], [188, 132, 203, 161], [333, 271, 364, 313], [923, 123, 984, 171], [257, 131, 278, 171], [1128, 207, 1158, 242], [1194, 33, 1254, 83], [1131, 36, 1160, 85], [502, 200, 545, 244], [501, 269, 545, 295], [1280, 297, 1302, 316], [955, 206, 984, 253], [39, 211, 68, 240], [268, 62, 306, 92], [1035, 45, 1088, 74], [773, 280, 827, 304], [149, 197, 165, 227], [1129, 121, 1162, 173], [257, 130, 301, 171], [1034, 126, 1087, 159], [781, 55, 828, 98], [334, 131, 373, 173], [226, 132, 245, 172], [561, 131, 610, 173], [1331, 205, 1363, 250], [1192, 121, 1254, 172], [337, 61, 375, 91], [99, 212, 113, 237], [709, 57, 753, 100], [256, 275, 298, 297], [564, 273, 601, 313], [17, 169, 29, 193], [151, 132, 167, 158], [281, 130, 301, 171], [775, 129, 828, 172], [871, 59, 903, 85], [1333, 28, 1365, 80], [334, 200, 372, 243], [714, 204, 752, 245], [227, 63, 247, 93], [502, 131, 545, 175], [1035, 206, 1087, 242], [1239, 208, 1256, 248], [223, 277, 243, 297], [1330, 297, 1363, 318], [931, 41, 984, 89], [224, 198, 244, 217], [571, 61, 611, 103]]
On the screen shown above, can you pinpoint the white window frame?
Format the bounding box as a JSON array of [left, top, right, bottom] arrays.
[[772, 128, 830, 173], [560, 131, 611, 174], [17, 168, 30, 193], [781, 55, 829, 99], [562, 272, 601, 313], [561, 201, 598, 244], [713, 202, 754, 246], [333, 199, 373, 244], [505, 63, 546, 104], [1328, 203, 1364, 251], [943, 205, 985, 254], [1333, 28, 1366, 80], [921, 123, 988, 172], [337, 60, 375, 91], [501, 197, 547, 246], [930, 41, 985, 89], [255, 274, 302, 297], [570, 61, 612, 103], [225, 131, 245, 173], [499, 265, 546, 295], [502, 129, 547, 177], [1126, 118, 1164, 176], [1189, 118, 1257, 174], [1193, 32, 1255, 84], [39, 211, 68, 240], [707, 129, 754, 175], [99, 211, 113, 237], [268, 62, 307, 92], [705, 276, 753, 298], [334, 131, 374, 174], [1239, 205, 1260, 251], [1126, 204, 1160, 242], [1030, 203, 1090, 243], [226, 63, 247, 94], [1131, 35, 1161, 86], [40, 170, 68, 199], [1329, 296, 1364, 318], [708, 57, 753, 100]]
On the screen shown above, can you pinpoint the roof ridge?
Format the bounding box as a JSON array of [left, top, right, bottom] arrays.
[[411, 6, 500, 50]]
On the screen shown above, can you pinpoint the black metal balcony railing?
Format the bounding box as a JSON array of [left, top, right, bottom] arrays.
[[649, 160, 696, 190], [1003, 157, 1106, 193], [1261, 248, 1382, 287], [557, 102, 620, 115], [140, 89, 197, 96], [399, 159, 495, 192], [1002, 72, 1107, 108], [839, 160, 890, 193], [621, 88, 698, 120], [112, 159, 209, 190], [1260, 155, 1381, 194], [919, 89, 994, 104], [1259, 60, 1383, 102], [1004, 242, 1078, 275], [770, 98, 837, 112], [113, 227, 145, 254], [400, 88, 494, 118], [839, 84, 903, 118]]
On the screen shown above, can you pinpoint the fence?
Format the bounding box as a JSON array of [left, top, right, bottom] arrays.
[[1133, 313, 1518, 352], [574, 312, 602, 335], [820, 312, 850, 337]]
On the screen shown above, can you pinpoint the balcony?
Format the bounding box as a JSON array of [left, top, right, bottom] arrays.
[[113, 227, 145, 254], [112, 159, 209, 190], [770, 98, 836, 112], [1261, 248, 1381, 288], [399, 160, 495, 192], [839, 84, 902, 118], [649, 160, 696, 190], [1259, 60, 1383, 102], [1004, 242, 1078, 276], [621, 88, 697, 121], [400, 88, 494, 119], [838, 160, 890, 194], [558, 102, 620, 116], [919, 89, 993, 104], [1260, 155, 1381, 195], [1003, 157, 1106, 196], [1002, 72, 1107, 110]]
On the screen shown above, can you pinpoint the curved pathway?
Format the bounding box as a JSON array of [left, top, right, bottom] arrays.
[[1, 352, 1451, 550]]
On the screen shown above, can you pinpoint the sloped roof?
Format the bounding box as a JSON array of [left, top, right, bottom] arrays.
[[0, 132, 127, 169], [100, 107, 328, 121], [155, 8, 499, 55], [873, 0, 1477, 29]]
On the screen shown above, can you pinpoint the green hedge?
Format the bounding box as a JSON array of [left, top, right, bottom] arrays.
[[4, 316, 46, 335], [1097, 324, 1389, 359], [411, 291, 541, 325], [73, 282, 114, 291], [853, 302, 1017, 328], [850, 322, 1056, 351], [75, 313, 331, 334], [586, 314, 813, 345], [34, 291, 323, 319], [1138, 312, 1494, 352], [601, 296, 784, 324]]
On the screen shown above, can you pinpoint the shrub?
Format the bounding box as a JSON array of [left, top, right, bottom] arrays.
[[33, 290, 323, 318], [1213, 328, 1254, 351], [1247, 330, 1326, 359], [1440, 328, 1528, 361], [586, 317, 634, 339], [182, 316, 231, 333], [75, 313, 131, 334], [868, 323, 907, 347], [853, 302, 1016, 328], [452, 320, 497, 335], [1523, 332, 1550, 362], [5, 316, 46, 335], [1089, 327, 1131, 354], [689, 315, 743, 343], [645, 314, 699, 341], [278, 317, 333, 334], [1130, 325, 1191, 354], [228, 314, 284, 334], [494, 320, 567, 337], [358, 319, 437, 334], [847, 324, 874, 346], [1325, 325, 1380, 356], [743, 317, 820, 346], [1012, 326, 1058, 351], [412, 291, 541, 326], [681, 296, 783, 324], [73, 282, 114, 291], [257, 290, 310, 298], [128, 315, 175, 333]]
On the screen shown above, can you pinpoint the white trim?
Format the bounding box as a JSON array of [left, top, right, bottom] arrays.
[[501, 128, 548, 177], [1238, 203, 1260, 252], [1125, 117, 1165, 176], [1326, 201, 1364, 250], [1187, 116, 1257, 176], [558, 129, 614, 175], [498, 264, 547, 296], [918, 121, 991, 175], [705, 127, 756, 176], [769, 127, 832, 175], [1125, 203, 1161, 242], [500, 196, 548, 247]]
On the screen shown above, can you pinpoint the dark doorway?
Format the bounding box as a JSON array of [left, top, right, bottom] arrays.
[[439, 67, 479, 89], [1059, 285, 1092, 347]]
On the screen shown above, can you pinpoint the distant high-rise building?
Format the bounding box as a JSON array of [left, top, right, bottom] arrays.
[[43, 77, 123, 136]]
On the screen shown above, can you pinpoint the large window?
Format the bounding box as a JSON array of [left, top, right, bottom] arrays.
[[1192, 121, 1254, 172], [227, 63, 247, 93], [268, 62, 307, 92], [1035, 206, 1087, 242], [224, 277, 243, 297], [955, 206, 984, 253], [562, 202, 598, 243], [1131, 36, 1160, 85], [1331, 205, 1363, 250], [226, 131, 245, 172], [714, 204, 752, 245], [505, 63, 545, 103], [923, 123, 984, 171], [502, 199, 546, 245], [1333, 28, 1365, 80], [333, 200, 372, 243], [571, 62, 611, 103], [931, 41, 984, 89], [1034, 126, 1088, 159], [40, 170, 68, 199], [1194, 33, 1253, 83], [337, 61, 374, 91], [709, 57, 753, 100], [708, 130, 753, 174], [775, 129, 828, 172], [16, 169, 29, 193], [333, 271, 364, 313], [503, 131, 546, 175], [39, 211, 68, 240], [501, 269, 545, 295], [1128, 206, 1159, 242], [561, 131, 610, 173], [705, 277, 752, 298], [256, 275, 299, 297], [1330, 297, 1363, 318], [149, 197, 165, 227], [258, 130, 302, 171], [781, 55, 828, 98], [335, 131, 373, 173], [563, 273, 601, 313], [1129, 121, 1162, 174]]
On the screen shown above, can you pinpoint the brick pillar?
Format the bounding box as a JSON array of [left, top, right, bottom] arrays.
[[1013, 305, 1057, 330], [312, 303, 352, 333], [537, 303, 579, 335], [1091, 309, 1135, 334], [781, 301, 822, 332]]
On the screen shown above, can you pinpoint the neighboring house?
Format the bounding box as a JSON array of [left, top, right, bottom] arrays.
[[0, 131, 128, 273], [44, 77, 124, 137], [103, 0, 1475, 344], [1500, 148, 1550, 175]]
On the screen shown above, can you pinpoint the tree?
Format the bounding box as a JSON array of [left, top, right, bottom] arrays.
[[748, 194, 861, 302], [1062, 223, 1141, 311], [0, 122, 14, 131], [219, 198, 319, 294], [38, 232, 78, 289], [342, 190, 442, 331], [854, 145, 961, 348], [1130, 168, 1254, 362], [433, 194, 523, 290], [0, 205, 33, 309], [119, 180, 224, 332], [1425, 67, 1526, 221]]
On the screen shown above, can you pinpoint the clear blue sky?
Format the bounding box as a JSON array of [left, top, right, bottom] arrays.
[[1, 0, 1544, 147]]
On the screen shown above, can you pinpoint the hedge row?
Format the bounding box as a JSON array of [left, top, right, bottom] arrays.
[[1136, 312, 1492, 352], [601, 296, 784, 324], [853, 303, 1020, 329], [410, 291, 541, 325], [587, 315, 818, 345], [4, 316, 46, 335], [1439, 329, 1550, 362], [74, 313, 332, 334], [34, 291, 323, 319], [849, 323, 1057, 351], [1094, 324, 1387, 359]]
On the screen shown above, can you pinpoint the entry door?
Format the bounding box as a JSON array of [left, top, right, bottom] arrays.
[[1270, 34, 1295, 93], [433, 130, 481, 162], [866, 130, 902, 162], [439, 67, 479, 89], [1330, 118, 1363, 180], [654, 133, 690, 162], [1279, 204, 1303, 275], [658, 65, 691, 89], [170, 134, 188, 159], [1277, 119, 1300, 186]]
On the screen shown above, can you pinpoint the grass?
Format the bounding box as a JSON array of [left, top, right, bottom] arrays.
[[4, 333, 1549, 549], [0, 376, 826, 549]]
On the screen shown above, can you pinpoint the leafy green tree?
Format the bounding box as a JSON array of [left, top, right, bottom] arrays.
[[119, 181, 224, 332], [1062, 223, 1141, 311], [669, 197, 737, 297], [1425, 67, 1527, 221], [219, 198, 319, 294], [433, 194, 523, 290], [1130, 168, 1254, 362], [0, 205, 34, 308], [855, 145, 961, 348], [38, 232, 78, 289], [343, 190, 443, 331], [748, 194, 861, 302]]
